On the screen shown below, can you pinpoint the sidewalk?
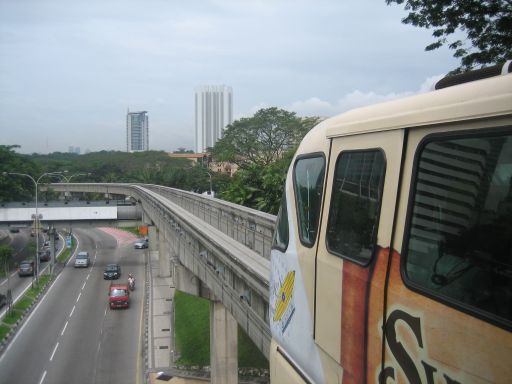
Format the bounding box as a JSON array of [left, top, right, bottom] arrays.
[[146, 250, 212, 384]]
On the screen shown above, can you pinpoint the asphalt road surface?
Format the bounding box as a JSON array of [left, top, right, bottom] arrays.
[[0, 229, 64, 319], [0, 227, 145, 384]]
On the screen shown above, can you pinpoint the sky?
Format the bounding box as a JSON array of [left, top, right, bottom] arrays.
[[0, 0, 460, 155]]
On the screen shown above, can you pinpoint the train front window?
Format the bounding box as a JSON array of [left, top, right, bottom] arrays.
[[405, 131, 512, 324], [326, 150, 385, 265], [272, 192, 289, 251], [293, 155, 325, 247]]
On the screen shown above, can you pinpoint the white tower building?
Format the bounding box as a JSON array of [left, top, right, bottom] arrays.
[[195, 85, 233, 153], [127, 111, 149, 152]]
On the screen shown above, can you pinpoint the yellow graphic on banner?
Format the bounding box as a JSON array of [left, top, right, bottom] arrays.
[[273, 271, 295, 321]]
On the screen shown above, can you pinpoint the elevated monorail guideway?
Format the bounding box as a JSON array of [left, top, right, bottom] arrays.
[[45, 182, 274, 362]]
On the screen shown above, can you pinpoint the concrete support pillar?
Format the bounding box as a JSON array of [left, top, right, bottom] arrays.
[[210, 300, 238, 384], [148, 225, 158, 252], [158, 227, 171, 277]]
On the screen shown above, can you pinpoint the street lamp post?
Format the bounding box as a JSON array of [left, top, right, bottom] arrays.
[[2, 171, 63, 286], [207, 171, 212, 196]]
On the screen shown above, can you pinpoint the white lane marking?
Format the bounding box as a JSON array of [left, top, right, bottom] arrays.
[[76, 292, 81, 302], [38, 371, 47, 384], [0, 270, 19, 287], [50, 342, 59, 361], [86, 274, 90, 281], [61, 321, 68, 336], [0, 266, 66, 362], [82, 281, 87, 290], [70, 305, 75, 317], [104, 308, 107, 317]]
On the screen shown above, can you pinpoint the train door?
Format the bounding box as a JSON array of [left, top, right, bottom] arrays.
[[382, 122, 512, 383], [314, 129, 405, 383]]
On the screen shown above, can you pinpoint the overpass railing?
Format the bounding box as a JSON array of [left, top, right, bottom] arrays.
[[51, 183, 276, 259]]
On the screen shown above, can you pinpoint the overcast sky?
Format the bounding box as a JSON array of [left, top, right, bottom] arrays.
[[0, 0, 459, 154]]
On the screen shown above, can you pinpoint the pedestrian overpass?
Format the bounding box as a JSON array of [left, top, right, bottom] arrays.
[[2, 183, 275, 383]]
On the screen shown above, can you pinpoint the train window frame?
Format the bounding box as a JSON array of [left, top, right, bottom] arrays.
[[272, 191, 289, 252], [292, 153, 326, 248], [401, 127, 512, 330], [325, 148, 386, 266]]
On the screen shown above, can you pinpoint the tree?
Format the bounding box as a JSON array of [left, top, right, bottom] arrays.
[[0, 145, 41, 202], [0, 244, 13, 275], [386, 0, 512, 72], [213, 108, 319, 214], [219, 153, 292, 214], [211, 107, 319, 169]]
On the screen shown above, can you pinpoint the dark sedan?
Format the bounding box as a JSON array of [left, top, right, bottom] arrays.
[[103, 264, 121, 279], [39, 249, 51, 262], [18, 260, 35, 277]]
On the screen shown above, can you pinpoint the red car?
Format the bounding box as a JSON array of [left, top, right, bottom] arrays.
[[108, 283, 130, 309]]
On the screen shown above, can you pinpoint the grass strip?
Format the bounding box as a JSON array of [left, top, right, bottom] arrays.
[[174, 291, 210, 366], [174, 291, 268, 369], [0, 324, 11, 340], [57, 237, 76, 263], [0, 272, 52, 343]]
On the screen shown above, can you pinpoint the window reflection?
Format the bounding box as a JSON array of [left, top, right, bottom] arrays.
[[406, 132, 512, 322], [326, 150, 385, 264], [294, 156, 325, 247]]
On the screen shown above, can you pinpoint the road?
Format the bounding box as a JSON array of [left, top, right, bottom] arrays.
[[0, 229, 64, 318], [0, 227, 145, 384]]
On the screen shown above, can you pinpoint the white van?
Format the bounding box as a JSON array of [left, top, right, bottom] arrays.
[[74, 251, 90, 268]]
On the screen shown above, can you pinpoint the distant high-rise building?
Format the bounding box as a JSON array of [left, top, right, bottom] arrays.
[[127, 110, 149, 152], [195, 85, 233, 153]]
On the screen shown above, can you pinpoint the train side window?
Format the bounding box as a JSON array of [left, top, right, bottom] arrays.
[[272, 192, 289, 251], [326, 150, 386, 265], [293, 155, 326, 247], [405, 131, 512, 324]]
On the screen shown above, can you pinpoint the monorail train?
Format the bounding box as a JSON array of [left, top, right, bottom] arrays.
[[269, 62, 512, 383]]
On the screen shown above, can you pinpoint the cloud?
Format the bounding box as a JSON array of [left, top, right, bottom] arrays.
[[284, 74, 445, 118], [239, 74, 447, 120]]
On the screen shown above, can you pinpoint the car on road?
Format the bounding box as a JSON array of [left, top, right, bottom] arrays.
[[134, 239, 148, 249], [0, 293, 7, 308], [18, 260, 35, 277], [39, 248, 51, 262], [103, 264, 121, 279], [74, 251, 90, 268], [9, 227, 20, 233], [108, 283, 130, 309]]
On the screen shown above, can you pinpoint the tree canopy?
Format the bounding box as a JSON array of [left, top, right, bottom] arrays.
[[211, 107, 320, 214], [211, 107, 319, 169], [0, 145, 41, 202], [386, 0, 512, 72]]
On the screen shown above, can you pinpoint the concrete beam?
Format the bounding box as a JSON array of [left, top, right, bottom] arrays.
[[148, 226, 157, 252]]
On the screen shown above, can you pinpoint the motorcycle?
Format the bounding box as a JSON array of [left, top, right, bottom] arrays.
[[128, 276, 135, 291]]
